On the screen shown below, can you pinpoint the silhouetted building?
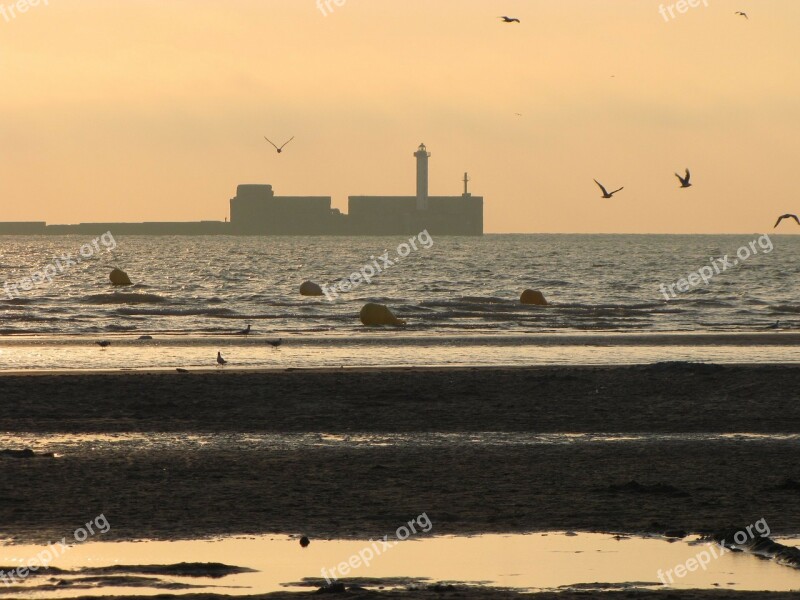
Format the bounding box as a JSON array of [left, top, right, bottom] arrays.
[[0, 144, 483, 236], [229, 143, 483, 236], [229, 185, 346, 235]]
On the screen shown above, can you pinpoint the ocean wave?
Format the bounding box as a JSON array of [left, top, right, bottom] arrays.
[[115, 307, 237, 317], [0, 297, 36, 306], [769, 304, 800, 314], [84, 293, 168, 305]]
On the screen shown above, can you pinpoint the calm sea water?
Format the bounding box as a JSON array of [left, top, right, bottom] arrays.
[[0, 234, 798, 369]]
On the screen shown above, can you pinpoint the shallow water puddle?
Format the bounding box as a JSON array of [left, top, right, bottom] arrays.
[[2, 532, 800, 597]]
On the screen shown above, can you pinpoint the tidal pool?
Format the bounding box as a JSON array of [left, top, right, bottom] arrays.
[[1, 532, 799, 597]]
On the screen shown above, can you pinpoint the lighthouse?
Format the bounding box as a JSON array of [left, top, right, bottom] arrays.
[[414, 143, 430, 210]]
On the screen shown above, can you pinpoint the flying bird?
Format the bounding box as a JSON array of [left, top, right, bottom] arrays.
[[675, 169, 692, 188], [774, 214, 800, 228], [96, 341, 111, 349], [217, 351, 227, 365], [264, 136, 294, 154], [236, 324, 251, 335], [499, 16, 520, 23], [268, 338, 283, 349], [593, 179, 624, 199], [735, 11, 748, 19]]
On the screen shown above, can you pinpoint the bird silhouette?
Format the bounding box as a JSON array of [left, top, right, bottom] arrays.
[[594, 179, 624, 199], [774, 214, 800, 228], [237, 324, 251, 335], [264, 136, 294, 154], [299, 536, 310, 548], [268, 338, 283, 349], [499, 16, 520, 23], [217, 351, 227, 365], [766, 320, 781, 330], [675, 169, 692, 188], [735, 11, 748, 19], [96, 341, 111, 349]]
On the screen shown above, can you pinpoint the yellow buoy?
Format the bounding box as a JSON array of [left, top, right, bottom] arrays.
[[299, 281, 324, 296], [520, 289, 548, 305], [109, 268, 132, 286], [359, 303, 406, 326]]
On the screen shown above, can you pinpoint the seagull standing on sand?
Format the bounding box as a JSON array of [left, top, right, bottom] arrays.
[[264, 136, 294, 154], [774, 214, 800, 228], [217, 351, 227, 365], [237, 324, 252, 335], [593, 179, 624, 199], [767, 320, 781, 330], [675, 169, 692, 188], [268, 338, 283, 349], [96, 341, 111, 349], [499, 16, 520, 23]]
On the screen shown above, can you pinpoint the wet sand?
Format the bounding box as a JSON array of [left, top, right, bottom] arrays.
[[1, 363, 799, 544], [54, 592, 800, 599], [2, 364, 800, 599], [2, 362, 800, 433]]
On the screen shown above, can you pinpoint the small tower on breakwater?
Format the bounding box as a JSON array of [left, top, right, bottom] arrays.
[[414, 143, 431, 210]]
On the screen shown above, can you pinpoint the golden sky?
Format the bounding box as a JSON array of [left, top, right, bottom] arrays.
[[1, 0, 798, 233]]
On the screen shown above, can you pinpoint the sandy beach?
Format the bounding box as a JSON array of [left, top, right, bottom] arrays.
[[1, 363, 799, 547]]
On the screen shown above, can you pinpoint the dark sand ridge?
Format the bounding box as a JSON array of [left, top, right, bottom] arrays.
[[1, 363, 800, 433], [1, 363, 799, 544], [43, 591, 800, 599]]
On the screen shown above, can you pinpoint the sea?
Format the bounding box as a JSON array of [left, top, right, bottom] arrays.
[[0, 233, 798, 371]]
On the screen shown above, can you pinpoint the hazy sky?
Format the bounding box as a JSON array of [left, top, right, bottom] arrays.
[[1, 0, 798, 233]]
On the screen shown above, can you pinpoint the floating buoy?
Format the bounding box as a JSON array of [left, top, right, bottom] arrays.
[[520, 289, 548, 305], [299, 281, 323, 296], [109, 268, 132, 286], [359, 303, 406, 326]]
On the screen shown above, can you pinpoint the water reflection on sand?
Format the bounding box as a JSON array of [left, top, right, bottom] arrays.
[[1, 532, 800, 597]]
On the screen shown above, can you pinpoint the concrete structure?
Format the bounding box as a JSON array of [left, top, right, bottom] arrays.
[[227, 143, 482, 235], [0, 144, 483, 236], [414, 143, 430, 211], [229, 185, 345, 235]]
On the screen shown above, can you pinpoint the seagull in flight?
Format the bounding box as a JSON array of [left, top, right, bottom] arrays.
[[735, 11, 748, 19], [264, 136, 294, 154], [217, 351, 227, 365], [267, 338, 283, 349], [774, 214, 800, 228], [499, 16, 520, 23], [593, 179, 624, 199], [675, 168, 692, 188]]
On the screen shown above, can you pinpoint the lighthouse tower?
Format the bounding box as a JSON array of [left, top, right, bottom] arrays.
[[414, 143, 431, 210]]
